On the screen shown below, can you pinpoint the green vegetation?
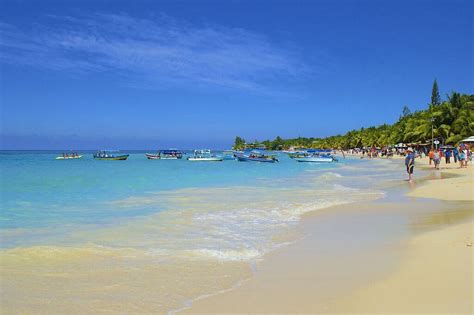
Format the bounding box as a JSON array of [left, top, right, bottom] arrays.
[[431, 79, 441, 108], [233, 81, 473, 150]]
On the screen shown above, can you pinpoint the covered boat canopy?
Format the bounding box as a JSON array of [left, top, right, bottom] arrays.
[[191, 149, 215, 158], [160, 149, 182, 154], [461, 136, 474, 143]]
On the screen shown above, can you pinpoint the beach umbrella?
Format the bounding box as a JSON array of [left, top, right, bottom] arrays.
[[461, 136, 474, 142]]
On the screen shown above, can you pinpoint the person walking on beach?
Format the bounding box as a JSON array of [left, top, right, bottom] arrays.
[[458, 147, 466, 168], [433, 149, 441, 169], [466, 146, 472, 167], [453, 146, 459, 163], [405, 148, 415, 182], [462, 146, 469, 168], [428, 148, 434, 165], [445, 149, 451, 164]]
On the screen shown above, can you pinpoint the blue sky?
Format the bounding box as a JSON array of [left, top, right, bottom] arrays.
[[1, 0, 472, 149]]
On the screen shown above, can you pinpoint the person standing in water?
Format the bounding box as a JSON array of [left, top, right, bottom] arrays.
[[405, 148, 415, 182]]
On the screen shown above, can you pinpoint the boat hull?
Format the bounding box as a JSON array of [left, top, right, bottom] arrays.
[[295, 157, 333, 163], [145, 154, 160, 160], [55, 155, 83, 160], [94, 154, 129, 161], [187, 157, 223, 162], [236, 156, 278, 163], [146, 154, 181, 160]]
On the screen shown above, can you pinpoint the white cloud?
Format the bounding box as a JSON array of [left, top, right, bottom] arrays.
[[0, 14, 309, 93]]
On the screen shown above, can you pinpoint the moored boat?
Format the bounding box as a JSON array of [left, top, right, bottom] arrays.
[[187, 150, 223, 161], [293, 150, 336, 162], [236, 151, 278, 163], [287, 151, 308, 159], [145, 150, 183, 160], [222, 150, 236, 160], [93, 151, 129, 160], [56, 155, 83, 160], [294, 155, 334, 162], [56, 154, 83, 160], [145, 154, 160, 160]]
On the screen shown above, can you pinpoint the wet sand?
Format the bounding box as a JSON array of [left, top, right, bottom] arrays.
[[183, 157, 473, 314], [0, 246, 253, 314]]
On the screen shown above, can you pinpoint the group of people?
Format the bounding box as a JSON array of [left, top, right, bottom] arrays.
[[353, 148, 394, 158], [62, 152, 79, 158], [405, 143, 472, 182], [427, 144, 471, 169]]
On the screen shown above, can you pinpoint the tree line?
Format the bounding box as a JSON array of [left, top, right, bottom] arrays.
[[233, 80, 473, 150]]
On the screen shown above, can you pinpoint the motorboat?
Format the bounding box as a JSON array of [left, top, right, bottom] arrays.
[[236, 151, 278, 163], [93, 151, 129, 160], [145, 150, 183, 160], [222, 150, 236, 160], [56, 153, 82, 160], [293, 150, 336, 163], [187, 150, 223, 161]]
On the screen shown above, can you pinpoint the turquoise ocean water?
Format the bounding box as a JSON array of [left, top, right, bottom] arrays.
[[1, 150, 406, 312], [0, 151, 400, 251], [1, 151, 334, 229]]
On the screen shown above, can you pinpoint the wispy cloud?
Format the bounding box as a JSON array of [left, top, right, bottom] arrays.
[[0, 14, 309, 93]]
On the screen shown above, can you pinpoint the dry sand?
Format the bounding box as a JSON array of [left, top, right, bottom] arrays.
[[336, 220, 473, 313], [183, 157, 474, 314], [408, 156, 474, 201]]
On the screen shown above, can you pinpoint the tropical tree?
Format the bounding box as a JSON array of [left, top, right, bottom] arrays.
[[233, 136, 246, 150], [431, 79, 441, 108], [237, 89, 473, 149]]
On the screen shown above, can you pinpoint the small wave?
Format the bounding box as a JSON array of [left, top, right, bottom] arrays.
[[317, 172, 343, 180], [187, 248, 262, 261], [0, 245, 141, 263]]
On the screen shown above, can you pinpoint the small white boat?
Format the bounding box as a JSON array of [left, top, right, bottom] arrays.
[[56, 154, 83, 160], [187, 150, 223, 162], [294, 154, 335, 163], [145, 154, 160, 160], [145, 150, 183, 160]]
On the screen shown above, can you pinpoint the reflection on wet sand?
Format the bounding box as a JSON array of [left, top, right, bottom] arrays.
[[1, 245, 252, 314], [409, 203, 474, 231]]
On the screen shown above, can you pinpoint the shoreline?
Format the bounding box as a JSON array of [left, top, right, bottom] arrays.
[[0, 155, 386, 314], [182, 157, 473, 313], [1, 156, 472, 314]]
